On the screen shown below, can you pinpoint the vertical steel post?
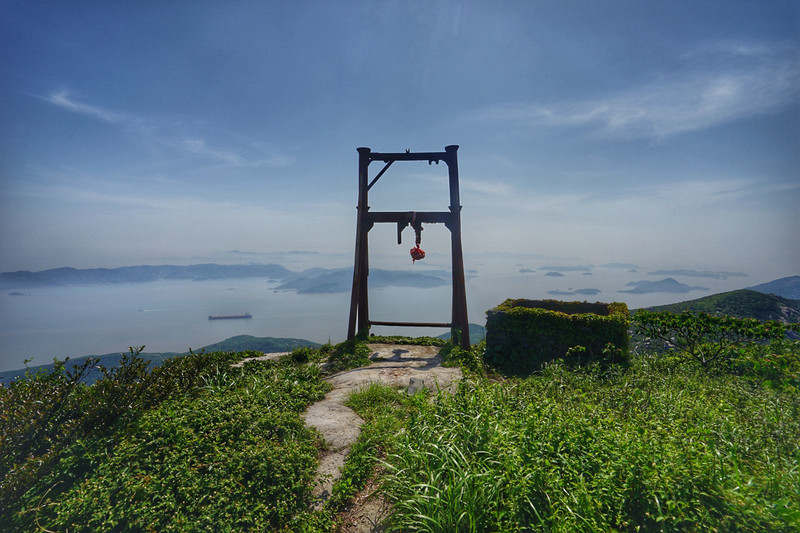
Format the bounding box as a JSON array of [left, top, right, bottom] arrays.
[[445, 145, 470, 349], [347, 147, 371, 340]]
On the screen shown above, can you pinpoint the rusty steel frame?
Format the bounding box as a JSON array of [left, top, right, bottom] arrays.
[[347, 145, 470, 349]]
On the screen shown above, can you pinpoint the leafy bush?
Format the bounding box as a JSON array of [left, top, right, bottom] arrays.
[[287, 346, 315, 365], [634, 310, 796, 367], [0, 356, 96, 515], [722, 339, 800, 392], [1, 348, 275, 526]]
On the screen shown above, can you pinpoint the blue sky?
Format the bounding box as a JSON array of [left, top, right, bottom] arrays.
[[1, 1, 798, 282]]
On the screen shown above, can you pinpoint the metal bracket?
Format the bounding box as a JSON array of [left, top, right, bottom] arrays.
[[367, 160, 393, 191]]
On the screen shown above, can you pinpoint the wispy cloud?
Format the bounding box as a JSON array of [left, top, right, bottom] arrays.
[[461, 178, 513, 196], [474, 43, 800, 140], [41, 90, 293, 168], [43, 90, 123, 122], [179, 138, 293, 167]]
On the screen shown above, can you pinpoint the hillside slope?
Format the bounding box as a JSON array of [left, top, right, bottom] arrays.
[[747, 275, 800, 299], [643, 289, 800, 324]]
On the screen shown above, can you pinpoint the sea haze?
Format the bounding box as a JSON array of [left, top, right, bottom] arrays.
[[0, 277, 455, 372], [0, 262, 769, 372]]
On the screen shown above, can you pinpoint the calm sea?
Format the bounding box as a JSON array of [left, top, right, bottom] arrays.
[[0, 269, 749, 372], [0, 278, 457, 372]]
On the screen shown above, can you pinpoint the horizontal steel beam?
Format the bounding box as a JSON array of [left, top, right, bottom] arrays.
[[365, 211, 452, 224], [368, 151, 450, 163], [369, 320, 452, 328]]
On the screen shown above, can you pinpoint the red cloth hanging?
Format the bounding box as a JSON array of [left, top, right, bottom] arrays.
[[410, 245, 425, 263]]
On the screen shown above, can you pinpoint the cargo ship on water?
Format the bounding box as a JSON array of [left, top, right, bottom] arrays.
[[208, 313, 252, 320]]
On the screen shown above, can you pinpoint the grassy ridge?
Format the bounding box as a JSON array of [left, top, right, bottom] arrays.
[[643, 289, 800, 323], [2, 299, 800, 531]]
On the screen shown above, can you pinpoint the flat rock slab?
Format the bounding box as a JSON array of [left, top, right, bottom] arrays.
[[327, 343, 463, 395], [230, 352, 288, 367], [304, 343, 463, 514]]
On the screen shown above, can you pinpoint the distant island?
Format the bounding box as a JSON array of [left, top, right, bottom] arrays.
[[0, 263, 451, 294], [619, 278, 709, 294], [547, 288, 601, 296], [647, 269, 748, 280]]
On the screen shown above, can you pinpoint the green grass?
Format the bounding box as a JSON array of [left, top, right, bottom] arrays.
[[379, 356, 800, 532], [4, 325, 799, 532]]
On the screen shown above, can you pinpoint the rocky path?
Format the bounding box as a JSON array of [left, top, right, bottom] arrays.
[[303, 343, 463, 531]]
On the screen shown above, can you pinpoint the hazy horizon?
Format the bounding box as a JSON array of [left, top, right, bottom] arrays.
[[2, 253, 793, 373]]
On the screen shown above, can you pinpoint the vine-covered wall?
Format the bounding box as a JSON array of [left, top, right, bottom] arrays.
[[484, 299, 630, 375]]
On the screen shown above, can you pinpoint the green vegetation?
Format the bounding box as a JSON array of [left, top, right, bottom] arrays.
[[381, 359, 800, 531], [440, 340, 487, 376], [0, 335, 321, 385], [365, 334, 449, 347], [485, 299, 629, 374], [634, 309, 796, 367], [2, 299, 799, 531], [323, 338, 373, 374], [326, 383, 428, 511], [0, 347, 332, 531]]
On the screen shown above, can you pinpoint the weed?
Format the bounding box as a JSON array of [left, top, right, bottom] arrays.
[[325, 339, 372, 374]]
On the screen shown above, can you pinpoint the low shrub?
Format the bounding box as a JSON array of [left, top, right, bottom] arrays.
[[287, 346, 316, 365], [484, 299, 629, 375], [6, 361, 330, 531], [366, 335, 448, 347], [325, 339, 372, 374], [722, 339, 800, 392]]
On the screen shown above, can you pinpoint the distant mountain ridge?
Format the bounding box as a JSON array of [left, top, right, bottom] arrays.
[[747, 276, 800, 299], [0, 264, 292, 288], [0, 263, 450, 293], [643, 289, 800, 324]]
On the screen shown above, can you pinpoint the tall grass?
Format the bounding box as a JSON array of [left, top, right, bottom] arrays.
[[381, 356, 800, 532]]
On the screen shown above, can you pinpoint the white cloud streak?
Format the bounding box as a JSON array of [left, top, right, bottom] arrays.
[[41, 90, 294, 168], [475, 44, 800, 140], [44, 90, 123, 122]]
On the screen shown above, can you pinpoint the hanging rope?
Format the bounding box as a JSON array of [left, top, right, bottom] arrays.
[[409, 212, 425, 263]]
